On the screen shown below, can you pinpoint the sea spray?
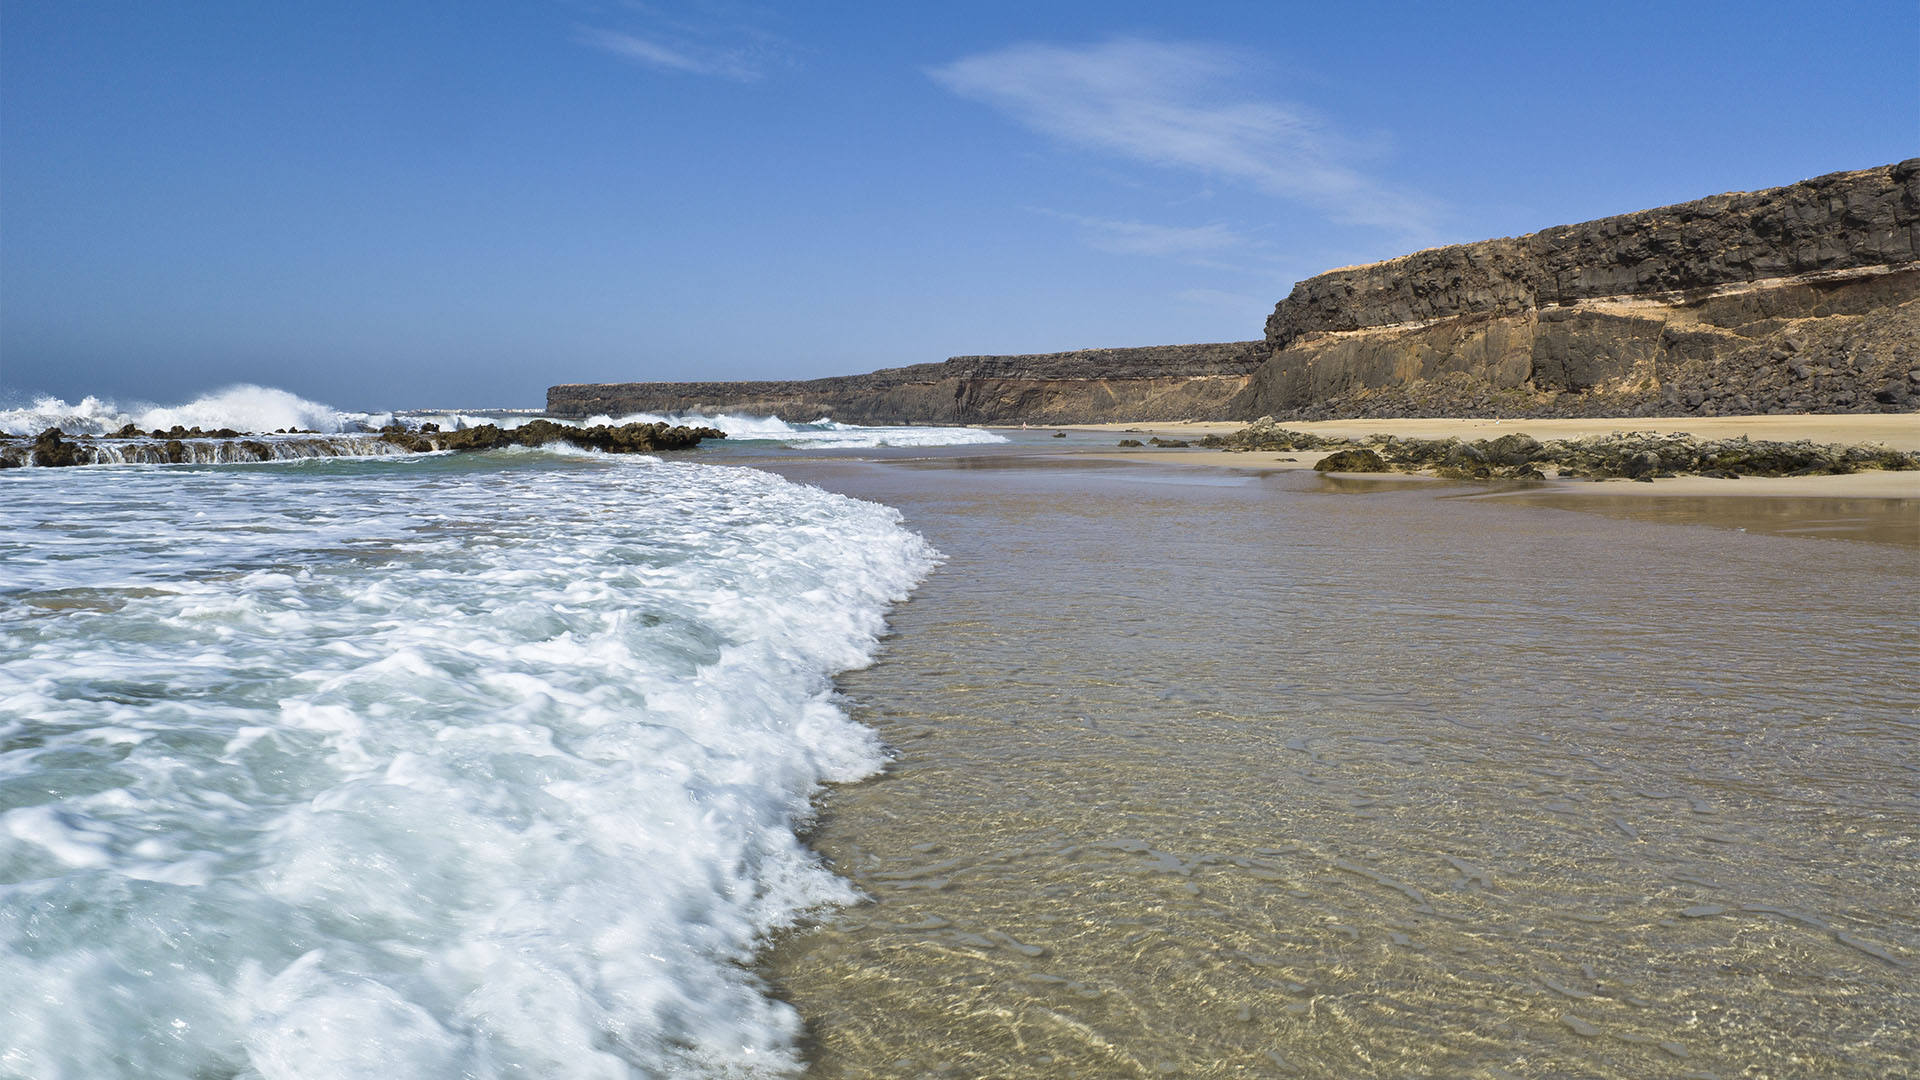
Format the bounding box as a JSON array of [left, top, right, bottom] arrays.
[[3, 389, 1007, 454], [579, 412, 1010, 449], [0, 449, 939, 1078], [0, 386, 371, 437]]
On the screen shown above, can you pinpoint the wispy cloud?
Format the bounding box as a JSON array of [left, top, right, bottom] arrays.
[[928, 39, 1433, 236], [575, 7, 794, 82], [1031, 209, 1245, 258]]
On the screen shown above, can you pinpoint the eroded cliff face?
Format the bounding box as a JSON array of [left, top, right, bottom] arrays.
[[1233, 161, 1920, 419], [548, 343, 1263, 424], [552, 163, 1917, 425]]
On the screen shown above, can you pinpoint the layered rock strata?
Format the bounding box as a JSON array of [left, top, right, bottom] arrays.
[[547, 343, 1264, 424], [553, 164, 1915, 424], [1233, 161, 1920, 419]]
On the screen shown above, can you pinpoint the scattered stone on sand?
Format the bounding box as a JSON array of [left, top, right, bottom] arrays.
[[1201, 417, 1920, 481]]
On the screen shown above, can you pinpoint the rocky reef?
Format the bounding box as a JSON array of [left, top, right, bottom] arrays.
[[373, 418, 722, 455], [548, 342, 1264, 425], [1234, 161, 1919, 420], [0, 420, 722, 468], [1201, 417, 1920, 481]]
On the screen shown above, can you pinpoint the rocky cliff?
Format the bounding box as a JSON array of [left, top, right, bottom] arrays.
[[553, 163, 1917, 425], [548, 342, 1264, 424], [1233, 161, 1920, 418]]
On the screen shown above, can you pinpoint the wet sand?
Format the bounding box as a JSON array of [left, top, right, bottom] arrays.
[[759, 451, 1919, 1079]]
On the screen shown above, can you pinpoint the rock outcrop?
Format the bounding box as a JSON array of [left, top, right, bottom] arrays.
[[0, 421, 722, 468], [1234, 161, 1920, 419], [547, 343, 1264, 424], [552, 163, 1916, 425], [1202, 417, 1920, 481]]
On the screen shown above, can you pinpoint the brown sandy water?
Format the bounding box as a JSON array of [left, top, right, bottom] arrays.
[[758, 453, 1918, 1080], [1492, 490, 1920, 548]]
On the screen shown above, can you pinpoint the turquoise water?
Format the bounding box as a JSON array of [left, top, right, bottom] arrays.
[[1, 447, 938, 1078]]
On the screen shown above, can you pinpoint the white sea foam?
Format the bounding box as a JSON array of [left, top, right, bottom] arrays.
[[4, 385, 1007, 455], [0, 385, 380, 436], [409, 409, 1007, 449], [583, 411, 1009, 449], [0, 452, 938, 1078]]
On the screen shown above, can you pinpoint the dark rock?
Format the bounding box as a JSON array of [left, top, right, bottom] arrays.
[[1052, 431, 1067, 437], [1117, 439, 1144, 447], [29, 428, 83, 467], [375, 419, 722, 456], [1443, 442, 1487, 470], [1196, 416, 1343, 451], [1482, 433, 1543, 466], [1314, 448, 1388, 473], [1147, 437, 1190, 447], [378, 429, 435, 453]]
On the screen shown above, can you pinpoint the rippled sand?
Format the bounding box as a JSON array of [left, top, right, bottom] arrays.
[[761, 452, 1918, 1079]]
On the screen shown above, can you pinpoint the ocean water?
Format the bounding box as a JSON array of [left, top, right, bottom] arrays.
[[0, 389, 1000, 1079]]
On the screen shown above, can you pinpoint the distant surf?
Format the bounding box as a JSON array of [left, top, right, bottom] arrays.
[[2, 385, 1009, 453]]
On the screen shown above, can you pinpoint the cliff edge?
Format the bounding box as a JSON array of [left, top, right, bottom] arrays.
[[549, 342, 1264, 424], [551, 162, 1917, 425], [1234, 160, 1919, 418]]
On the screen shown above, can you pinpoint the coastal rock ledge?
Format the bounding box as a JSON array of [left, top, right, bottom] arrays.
[[552, 162, 1916, 424], [549, 343, 1265, 425], [1237, 160, 1919, 419]]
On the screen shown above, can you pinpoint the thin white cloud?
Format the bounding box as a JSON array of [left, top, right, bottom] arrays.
[[1033, 209, 1245, 257], [575, 19, 791, 81], [929, 39, 1433, 236]]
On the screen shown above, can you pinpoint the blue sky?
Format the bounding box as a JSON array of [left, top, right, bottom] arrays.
[[4, 1, 1914, 410]]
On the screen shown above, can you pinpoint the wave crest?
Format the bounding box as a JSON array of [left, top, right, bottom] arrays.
[[0, 385, 368, 437], [581, 411, 1009, 448]]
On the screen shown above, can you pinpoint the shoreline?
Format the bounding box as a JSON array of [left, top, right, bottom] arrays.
[[1008, 414, 1920, 501], [758, 449, 1920, 1077]]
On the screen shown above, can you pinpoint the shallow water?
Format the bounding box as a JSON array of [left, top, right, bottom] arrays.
[[762, 455, 1919, 1079], [1497, 489, 1920, 548]]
